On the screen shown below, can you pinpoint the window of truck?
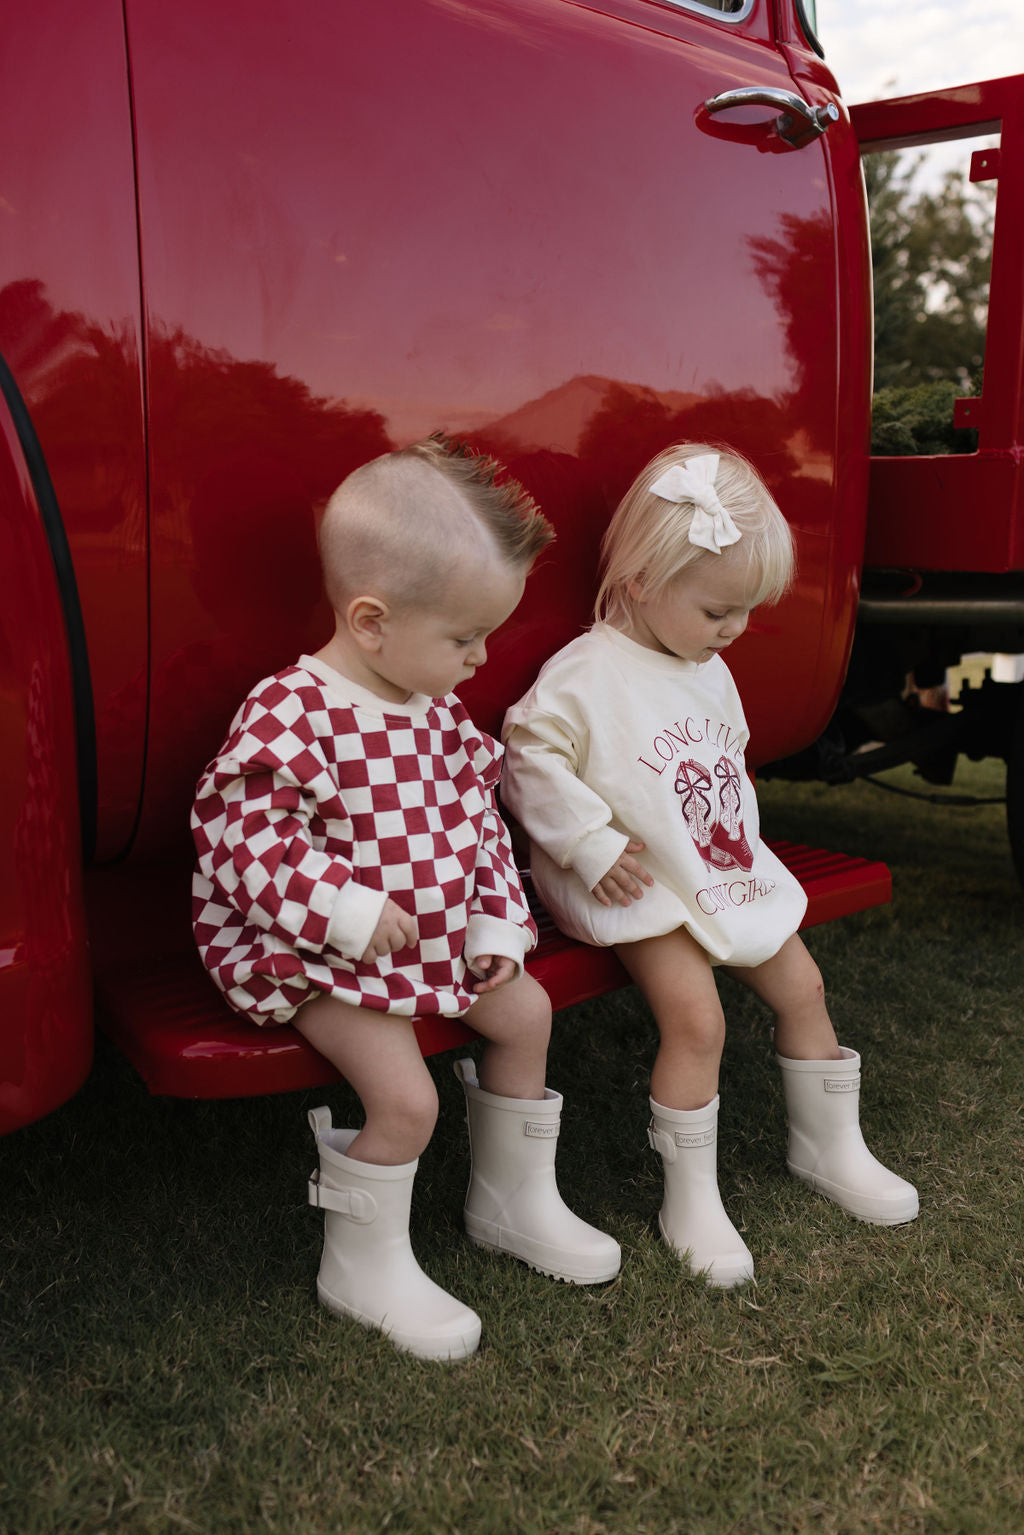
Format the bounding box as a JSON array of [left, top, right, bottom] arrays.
[[793, 0, 823, 55], [861, 133, 997, 455], [660, 1, 750, 18]]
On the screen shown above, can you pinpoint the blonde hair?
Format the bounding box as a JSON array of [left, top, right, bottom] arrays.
[[319, 433, 553, 611], [595, 442, 794, 627]]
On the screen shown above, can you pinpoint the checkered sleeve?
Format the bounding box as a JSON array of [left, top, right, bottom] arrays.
[[460, 716, 537, 973], [191, 680, 386, 962]]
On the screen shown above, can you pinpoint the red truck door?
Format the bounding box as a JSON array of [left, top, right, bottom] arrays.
[[76, 0, 887, 1101], [122, 0, 870, 849], [2, 1, 887, 1116]]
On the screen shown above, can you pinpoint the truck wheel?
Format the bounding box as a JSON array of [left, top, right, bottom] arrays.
[[1006, 683, 1024, 887]]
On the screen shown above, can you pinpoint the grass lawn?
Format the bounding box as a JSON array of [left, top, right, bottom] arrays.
[[2, 760, 1022, 1534]]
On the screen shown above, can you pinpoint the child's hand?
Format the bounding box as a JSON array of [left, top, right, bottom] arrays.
[[468, 955, 517, 994], [360, 898, 418, 963], [592, 841, 654, 907]]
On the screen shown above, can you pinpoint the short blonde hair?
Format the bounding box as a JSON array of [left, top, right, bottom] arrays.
[[595, 442, 794, 627], [400, 435, 553, 566], [319, 433, 553, 611]]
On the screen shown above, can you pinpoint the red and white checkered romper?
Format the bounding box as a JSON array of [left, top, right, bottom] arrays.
[[191, 657, 536, 1025]]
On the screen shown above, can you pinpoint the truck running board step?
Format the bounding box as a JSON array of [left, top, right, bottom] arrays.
[[91, 841, 890, 1100]]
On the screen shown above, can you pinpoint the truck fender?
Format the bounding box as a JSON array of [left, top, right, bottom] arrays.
[[0, 353, 93, 1134]]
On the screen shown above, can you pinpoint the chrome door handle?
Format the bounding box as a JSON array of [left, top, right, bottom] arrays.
[[704, 87, 840, 146]]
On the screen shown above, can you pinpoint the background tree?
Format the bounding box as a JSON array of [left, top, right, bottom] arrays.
[[864, 150, 995, 453], [865, 150, 994, 390]]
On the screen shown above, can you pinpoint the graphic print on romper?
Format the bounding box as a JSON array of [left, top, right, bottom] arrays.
[[675, 755, 754, 871]]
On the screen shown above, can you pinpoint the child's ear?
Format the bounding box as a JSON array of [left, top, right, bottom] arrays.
[[627, 576, 646, 603], [345, 595, 389, 652]]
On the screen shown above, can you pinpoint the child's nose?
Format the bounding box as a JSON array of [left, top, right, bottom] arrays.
[[468, 639, 488, 666], [722, 612, 748, 639]]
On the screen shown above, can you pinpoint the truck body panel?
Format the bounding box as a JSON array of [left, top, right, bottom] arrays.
[[122, 0, 868, 858], [0, 393, 92, 1133], [0, 1, 148, 865], [9, 0, 1014, 1126]]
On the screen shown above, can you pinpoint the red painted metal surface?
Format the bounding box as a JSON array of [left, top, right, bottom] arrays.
[[852, 77, 1024, 573], [0, 404, 92, 1134], [3, 0, 891, 1120], [122, 0, 869, 856], [0, 2, 148, 862], [91, 841, 889, 1100]]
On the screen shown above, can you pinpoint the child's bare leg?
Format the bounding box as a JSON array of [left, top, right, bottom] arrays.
[[298, 992, 483, 1359], [616, 927, 751, 1286], [464, 971, 551, 1100], [293, 992, 438, 1165], [615, 927, 725, 1109], [723, 934, 840, 1061]]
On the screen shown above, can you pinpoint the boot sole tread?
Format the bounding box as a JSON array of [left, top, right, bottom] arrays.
[[466, 1232, 620, 1285]]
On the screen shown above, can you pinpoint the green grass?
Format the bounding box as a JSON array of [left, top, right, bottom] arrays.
[[3, 760, 1023, 1533]]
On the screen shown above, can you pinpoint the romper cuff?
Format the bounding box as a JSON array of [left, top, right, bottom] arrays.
[[465, 915, 532, 982], [325, 881, 390, 961], [572, 826, 632, 894]]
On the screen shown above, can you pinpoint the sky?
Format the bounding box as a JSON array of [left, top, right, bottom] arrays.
[[814, 1, 1024, 184], [814, 0, 1024, 104]]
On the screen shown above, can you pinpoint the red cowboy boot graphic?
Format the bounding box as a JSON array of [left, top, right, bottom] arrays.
[[710, 755, 754, 871], [674, 759, 716, 866]]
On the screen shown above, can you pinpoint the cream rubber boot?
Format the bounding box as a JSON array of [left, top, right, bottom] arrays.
[[455, 1059, 621, 1284], [648, 1095, 754, 1288], [776, 1047, 919, 1225], [307, 1107, 481, 1361]]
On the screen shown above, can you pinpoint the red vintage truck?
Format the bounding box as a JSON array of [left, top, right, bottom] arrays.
[[2, 0, 1021, 1134]]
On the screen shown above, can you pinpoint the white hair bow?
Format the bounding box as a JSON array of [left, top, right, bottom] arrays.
[[649, 454, 741, 554]]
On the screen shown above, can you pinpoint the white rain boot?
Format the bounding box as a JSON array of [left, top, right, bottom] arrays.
[[307, 1107, 481, 1361], [776, 1047, 919, 1225], [648, 1095, 754, 1288], [455, 1059, 621, 1284]]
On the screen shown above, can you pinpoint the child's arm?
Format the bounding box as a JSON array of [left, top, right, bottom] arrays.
[[502, 705, 649, 900], [457, 713, 538, 990], [361, 898, 418, 961], [466, 954, 518, 994], [591, 840, 653, 907], [463, 791, 535, 987], [192, 691, 392, 964]]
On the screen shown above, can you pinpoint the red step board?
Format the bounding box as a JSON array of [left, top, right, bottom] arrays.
[[91, 842, 890, 1100]]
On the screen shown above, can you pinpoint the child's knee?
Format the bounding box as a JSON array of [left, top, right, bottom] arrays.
[[660, 1002, 725, 1059], [467, 969, 552, 1051], [783, 935, 826, 997], [515, 972, 553, 1046], [372, 1073, 440, 1156], [792, 950, 826, 1010], [402, 1076, 441, 1138]]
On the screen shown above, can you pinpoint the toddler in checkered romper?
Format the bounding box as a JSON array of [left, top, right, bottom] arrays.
[[191, 437, 620, 1360]]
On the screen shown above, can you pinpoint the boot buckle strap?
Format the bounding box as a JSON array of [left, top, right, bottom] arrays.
[[307, 1170, 377, 1222], [308, 1105, 333, 1136], [648, 1123, 677, 1163]]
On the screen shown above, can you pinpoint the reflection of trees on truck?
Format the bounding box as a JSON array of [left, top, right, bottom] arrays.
[[2, 278, 391, 860]]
